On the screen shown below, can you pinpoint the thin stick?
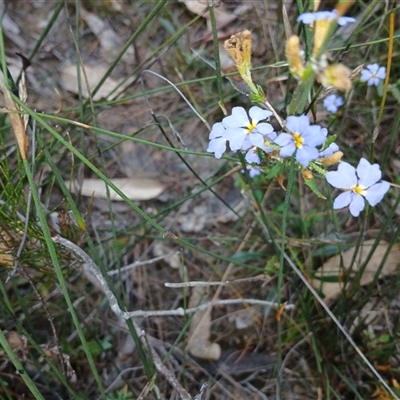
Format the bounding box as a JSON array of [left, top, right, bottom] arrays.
[[53, 235, 192, 400], [165, 274, 270, 288], [108, 252, 178, 276]]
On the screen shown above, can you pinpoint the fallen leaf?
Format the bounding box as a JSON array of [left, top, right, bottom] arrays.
[[313, 240, 400, 301], [59, 64, 135, 101], [80, 7, 134, 62], [188, 287, 221, 361], [179, 0, 252, 30], [0, 78, 28, 159], [67, 178, 165, 201], [152, 242, 181, 269]]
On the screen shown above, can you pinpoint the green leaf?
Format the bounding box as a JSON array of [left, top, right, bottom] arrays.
[[303, 176, 327, 199], [323, 135, 338, 148], [265, 162, 283, 180]]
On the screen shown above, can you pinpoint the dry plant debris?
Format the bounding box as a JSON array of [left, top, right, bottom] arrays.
[[67, 177, 166, 201], [313, 240, 400, 301]]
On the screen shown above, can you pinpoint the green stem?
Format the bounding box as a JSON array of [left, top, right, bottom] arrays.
[[22, 159, 106, 397], [0, 329, 46, 400], [276, 157, 296, 397], [207, 0, 224, 108]]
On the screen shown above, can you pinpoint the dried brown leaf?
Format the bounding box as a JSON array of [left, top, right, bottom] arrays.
[[0, 80, 28, 159], [187, 287, 221, 361], [67, 177, 165, 201], [59, 64, 134, 101], [313, 240, 400, 301]]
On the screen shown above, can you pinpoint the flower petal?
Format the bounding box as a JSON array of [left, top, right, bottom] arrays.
[[319, 143, 339, 158], [249, 132, 264, 147], [302, 125, 328, 147], [279, 143, 296, 158], [326, 162, 357, 189], [223, 107, 248, 128], [349, 194, 365, 217], [360, 70, 372, 82], [333, 192, 352, 209], [274, 132, 293, 147], [364, 181, 390, 206], [297, 12, 315, 24], [207, 137, 227, 158], [255, 122, 274, 135], [356, 158, 381, 187], [228, 129, 247, 151], [286, 114, 309, 134], [245, 148, 261, 164], [296, 146, 319, 166], [248, 106, 272, 123], [209, 122, 226, 139]]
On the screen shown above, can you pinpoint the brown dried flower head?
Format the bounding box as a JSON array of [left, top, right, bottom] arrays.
[[319, 64, 352, 93], [285, 35, 305, 78], [224, 30, 252, 78], [319, 151, 344, 166]]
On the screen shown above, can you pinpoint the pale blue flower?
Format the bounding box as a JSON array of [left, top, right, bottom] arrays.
[[222, 106, 274, 151], [274, 115, 327, 166], [323, 94, 344, 113], [337, 15, 356, 26], [326, 158, 390, 217], [297, 10, 355, 26], [242, 166, 261, 178], [360, 64, 386, 86]]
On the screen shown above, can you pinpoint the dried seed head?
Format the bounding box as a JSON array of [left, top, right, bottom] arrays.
[[224, 30, 252, 78], [319, 151, 344, 166], [302, 169, 313, 180], [313, 18, 333, 57], [319, 64, 352, 93], [285, 35, 305, 78]]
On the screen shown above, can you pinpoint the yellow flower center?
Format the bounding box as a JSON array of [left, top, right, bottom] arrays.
[[246, 120, 257, 133], [352, 184, 366, 196], [293, 132, 304, 148]]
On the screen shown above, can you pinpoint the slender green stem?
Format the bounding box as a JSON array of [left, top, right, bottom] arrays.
[[0, 329, 46, 400], [276, 157, 296, 397], [22, 159, 106, 397], [207, 0, 225, 108]]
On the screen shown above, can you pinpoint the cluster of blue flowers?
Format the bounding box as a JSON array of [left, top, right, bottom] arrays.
[[207, 8, 391, 218], [208, 107, 333, 167], [207, 105, 390, 217]]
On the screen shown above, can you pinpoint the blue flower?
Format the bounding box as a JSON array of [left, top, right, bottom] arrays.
[[242, 166, 261, 178], [326, 158, 390, 217], [274, 115, 327, 166], [297, 10, 355, 26], [323, 94, 344, 113], [207, 106, 275, 159], [360, 63, 386, 86], [245, 131, 278, 164], [222, 106, 274, 151]]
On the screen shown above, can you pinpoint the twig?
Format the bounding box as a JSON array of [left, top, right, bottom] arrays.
[[165, 274, 268, 288], [108, 252, 179, 276], [52, 235, 192, 400], [123, 299, 295, 319]]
